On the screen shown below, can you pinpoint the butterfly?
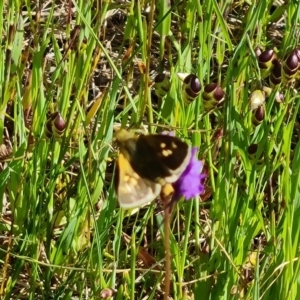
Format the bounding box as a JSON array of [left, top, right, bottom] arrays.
[[114, 129, 191, 209]]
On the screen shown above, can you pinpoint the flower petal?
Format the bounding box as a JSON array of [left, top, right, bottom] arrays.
[[173, 147, 206, 201]]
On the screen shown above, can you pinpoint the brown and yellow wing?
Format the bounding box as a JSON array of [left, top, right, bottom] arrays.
[[115, 153, 161, 209]]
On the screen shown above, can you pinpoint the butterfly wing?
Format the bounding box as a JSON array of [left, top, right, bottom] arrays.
[[115, 153, 161, 209], [132, 134, 191, 184]]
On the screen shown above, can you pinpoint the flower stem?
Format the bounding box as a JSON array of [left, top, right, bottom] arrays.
[[164, 201, 171, 300]]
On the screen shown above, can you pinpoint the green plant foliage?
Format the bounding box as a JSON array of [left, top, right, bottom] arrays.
[[0, 0, 300, 299]]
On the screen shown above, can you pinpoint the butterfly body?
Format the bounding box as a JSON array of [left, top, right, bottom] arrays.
[[115, 129, 191, 209]]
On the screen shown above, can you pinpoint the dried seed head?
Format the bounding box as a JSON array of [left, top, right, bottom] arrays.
[[284, 49, 299, 72]]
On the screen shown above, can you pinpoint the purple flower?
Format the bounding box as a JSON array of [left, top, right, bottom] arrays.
[[173, 147, 206, 201], [161, 130, 175, 136]]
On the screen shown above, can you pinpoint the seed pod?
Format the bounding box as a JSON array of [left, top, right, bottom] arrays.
[[178, 73, 201, 104], [269, 59, 282, 88], [45, 112, 66, 139], [249, 90, 265, 110], [282, 49, 300, 83], [262, 86, 284, 103], [255, 46, 263, 57], [275, 92, 284, 103], [248, 143, 264, 167], [294, 48, 300, 60], [252, 105, 265, 126], [99, 288, 116, 299], [258, 49, 277, 78], [202, 83, 225, 110], [53, 113, 66, 137], [248, 144, 258, 160], [45, 119, 53, 139], [0, 144, 12, 160], [262, 86, 272, 96], [154, 73, 171, 98], [295, 48, 300, 79]]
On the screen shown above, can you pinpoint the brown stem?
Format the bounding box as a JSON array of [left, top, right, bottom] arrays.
[[164, 202, 171, 300]]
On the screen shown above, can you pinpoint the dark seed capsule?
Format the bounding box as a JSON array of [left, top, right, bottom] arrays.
[[248, 143, 264, 167], [258, 49, 276, 64], [269, 59, 282, 88], [53, 112, 66, 136], [213, 86, 225, 102], [248, 144, 258, 156], [202, 83, 225, 110], [182, 74, 201, 104], [154, 73, 166, 84], [154, 73, 171, 98], [285, 50, 299, 72], [282, 63, 297, 78], [45, 111, 66, 139], [252, 105, 265, 126], [258, 49, 277, 78], [45, 119, 54, 139], [283, 49, 300, 82]]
